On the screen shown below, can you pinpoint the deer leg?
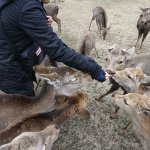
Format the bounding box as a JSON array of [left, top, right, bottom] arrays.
[[89, 17, 94, 31], [53, 17, 61, 33], [140, 31, 149, 49], [118, 121, 132, 136], [93, 47, 99, 58], [96, 82, 120, 102], [109, 88, 127, 119], [135, 30, 142, 47], [96, 19, 101, 35], [110, 106, 120, 119]]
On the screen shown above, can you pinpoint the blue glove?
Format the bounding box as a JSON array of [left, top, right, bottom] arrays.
[[92, 69, 106, 82]]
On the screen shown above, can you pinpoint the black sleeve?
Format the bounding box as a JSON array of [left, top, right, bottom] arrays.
[[19, 1, 103, 78]]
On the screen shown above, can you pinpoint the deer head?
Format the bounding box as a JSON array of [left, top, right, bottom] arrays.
[[112, 93, 150, 117], [109, 67, 148, 93], [54, 91, 90, 120], [106, 44, 135, 72], [101, 26, 111, 40], [33, 65, 92, 95]]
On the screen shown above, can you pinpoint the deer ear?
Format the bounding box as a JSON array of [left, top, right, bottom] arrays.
[[138, 107, 150, 117], [37, 72, 58, 80], [33, 65, 57, 74], [108, 44, 117, 52], [121, 49, 127, 56], [141, 74, 150, 83], [77, 109, 90, 119], [139, 83, 147, 94], [107, 26, 111, 30], [140, 7, 149, 12]]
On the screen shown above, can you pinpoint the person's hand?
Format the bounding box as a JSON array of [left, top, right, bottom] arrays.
[[92, 69, 111, 82], [105, 71, 111, 80], [46, 16, 53, 25]]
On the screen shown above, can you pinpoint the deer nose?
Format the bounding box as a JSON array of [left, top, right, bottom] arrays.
[[111, 93, 116, 97], [55, 124, 60, 129], [106, 69, 116, 75]]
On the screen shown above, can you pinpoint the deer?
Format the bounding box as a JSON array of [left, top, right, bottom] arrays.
[[108, 67, 150, 134], [79, 32, 99, 57], [97, 44, 150, 101], [112, 93, 150, 150], [135, 7, 150, 49], [0, 90, 90, 145], [0, 125, 59, 150], [110, 67, 150, 95], [0, 65, 92, 132], [34, 55, 58, 91], [44, 4, 61, 33], [89, 6, 110, 40]]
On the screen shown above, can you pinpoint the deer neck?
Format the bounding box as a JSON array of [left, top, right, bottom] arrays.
[[47, 104, 76, 125], [32, 82, 56, 112], [132, 114, 150, 142]]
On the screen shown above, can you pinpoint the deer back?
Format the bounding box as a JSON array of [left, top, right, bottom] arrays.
[[93, 6, 107, 28], [0, 125, 59, 150], [0, 91, 90, 145]]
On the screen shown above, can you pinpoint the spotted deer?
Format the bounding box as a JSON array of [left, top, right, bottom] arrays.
[[0, 125, 59, 150], [113, 93, 150, 150], [89, 6, 110, 40]]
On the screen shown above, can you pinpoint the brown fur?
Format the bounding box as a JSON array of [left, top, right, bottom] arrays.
[[113, 93, 150, 150], [0, 125, 59, 150], [135, 7, 150, 49], [97, 44, 150, 101], [79, 32, 99, 57], [111, 67, 150, 94], [0, 91, 90, 145], [44, 4, 61, 33], [0, 65, 91, 131], [89, 6, 109, 40]]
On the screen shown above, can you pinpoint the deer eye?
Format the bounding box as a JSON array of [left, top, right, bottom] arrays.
[[127, 75, 132, 79], [118, 60, 123, 64], [105, 58, 108, 61], [71, 77, 77, 82], [124, 99, 128, 105]]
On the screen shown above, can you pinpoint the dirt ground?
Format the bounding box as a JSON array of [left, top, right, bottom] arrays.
[[50, 0, 150, 150]]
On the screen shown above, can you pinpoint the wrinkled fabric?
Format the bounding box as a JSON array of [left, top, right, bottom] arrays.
[[0, 0, 103, 96]]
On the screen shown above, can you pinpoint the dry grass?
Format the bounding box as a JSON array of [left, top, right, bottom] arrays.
[[51, 0, 150, 150]]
